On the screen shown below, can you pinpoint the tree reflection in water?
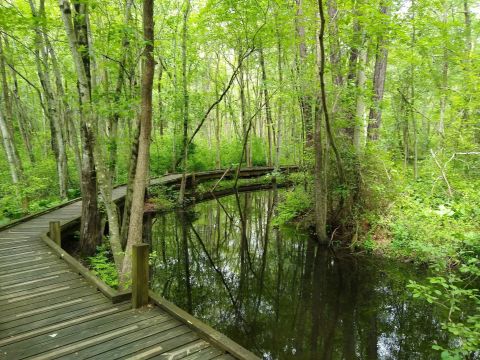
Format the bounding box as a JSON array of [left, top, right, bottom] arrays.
[[148, 187, 451, 359]]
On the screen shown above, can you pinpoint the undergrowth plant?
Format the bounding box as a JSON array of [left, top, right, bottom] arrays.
[[87, 242, 119, 289]]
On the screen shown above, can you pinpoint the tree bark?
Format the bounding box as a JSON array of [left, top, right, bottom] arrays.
[[31, 0, 69, 200], [121, 0, 154, 287], [178, 0, 191, 204], [295, 0, 313, 148], [353, 47, 367, 152], [367, 3, 389, 141], [0, 37, 23, 186], [259, 46, 273, 167], [59, 0, 100, 255]]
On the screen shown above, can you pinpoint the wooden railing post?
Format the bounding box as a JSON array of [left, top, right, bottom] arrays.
[[132, 243, 149, 309], [49, 221, 61, 246]]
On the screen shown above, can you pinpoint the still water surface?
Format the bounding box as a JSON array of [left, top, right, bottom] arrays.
[[147, 187, 451, 359]]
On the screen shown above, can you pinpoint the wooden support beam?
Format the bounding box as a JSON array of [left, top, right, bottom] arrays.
[[49, 221, 61, 246], [132, 243, 149, 308]]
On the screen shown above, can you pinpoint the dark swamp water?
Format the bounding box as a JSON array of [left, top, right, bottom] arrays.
[[145, 187, 454, 359]]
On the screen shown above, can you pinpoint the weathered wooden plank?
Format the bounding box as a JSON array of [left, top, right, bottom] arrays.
[[0, 236, 37, 243], [0, 296, 112, 332], [5, 311, 167, 359], [63, 319, 184, 359], [0, 249, 52, 261], [0, 267, 70, 287], [0, 303, 131, 345], [119, 331, 198, 360], [0, 259, 62, 277], [0, 271, 78, 294], [0, 295, 107, 324], [0, 259, 65, 280], [149, 339, 210, 360], [23, 324, 139, 360], [0, 255, 60, 272], [0, 242, 44, 252], [213, 355, 236, 359], [0, 282, 95, 312], [0, 279, 89, 303], [177, 346, 224, 360]]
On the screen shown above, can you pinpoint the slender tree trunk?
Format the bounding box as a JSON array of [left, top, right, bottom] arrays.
[[259, 46, 273, 167], [327, 0, 343, 87], [9, 53, 35, 164], [438, 46, 448, 137], [238, 47, 250, 166], [367, 3, 389, 141], [0, 36, 23, 180], [0, 37, 15, 140], [215, 56, 221, 169], [410, 0, 418, 180], [59, 0, 100, 255], [275, 19, 283, 170], [158, 63, 164, 136], [120, 118, 140, 247], [462, 0, 472, 124], [121, 0, 154, 286], [295, 0, 313, 148], [353, 47, 367, 152], [31, 0, 69, 200], [0, 107, 22, 185], [315, 0, 330, 244], [0, 37, 23, 186], [178, 0, 191, 204]]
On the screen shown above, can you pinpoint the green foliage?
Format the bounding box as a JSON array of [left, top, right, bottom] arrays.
[[87, 242, 119, 289], [273, 186, 312, 226], [149, 185, 176, 210], [408, 258, 480, 358]]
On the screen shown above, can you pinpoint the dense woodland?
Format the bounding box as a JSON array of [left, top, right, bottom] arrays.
[[0, 0, 479, 357]]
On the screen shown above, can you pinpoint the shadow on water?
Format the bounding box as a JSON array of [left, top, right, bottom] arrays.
[[146, 186, 452, 359]]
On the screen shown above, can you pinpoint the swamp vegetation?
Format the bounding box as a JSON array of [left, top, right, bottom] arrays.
[[0, 0, 479, 358]]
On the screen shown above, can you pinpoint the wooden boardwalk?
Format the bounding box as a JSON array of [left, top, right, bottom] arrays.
[[0, 169, 284, 360]]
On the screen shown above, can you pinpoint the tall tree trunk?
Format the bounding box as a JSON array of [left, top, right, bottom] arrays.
[[59, 0, 100, 255], [410, 0, 418, 180], [327, 0, 343, 87], [315, 0, 330, 244], [46, 35, 81, 181], [238, 47, 250, 166], [7, 44, 35, 165], [121, 0, 155, 286], [259, 46, 273, 167], [31, 0, 69, 200], [275, 16, 284, 170], [462, 0, 477, 142], [158, 63, 164, 136], [215, 55, 221, 169], [367, 3, 389, 141], [0, 37, 23, 186], [178, 0, 191, 204], [353, 47, 367, 152], [295, 0, 313, 148], [0, 107, 22, 185], [0, 37, 15, 140], [120, 118, 140, 247]]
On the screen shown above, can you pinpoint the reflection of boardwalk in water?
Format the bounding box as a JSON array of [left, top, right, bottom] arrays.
[[0, 168, 295, 360], [150, 187, 452, 360]]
